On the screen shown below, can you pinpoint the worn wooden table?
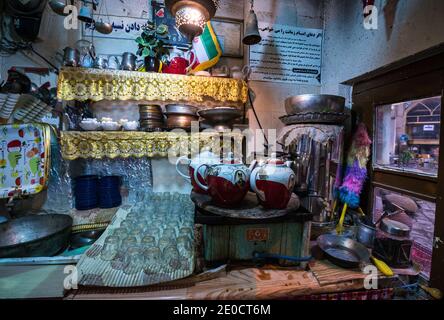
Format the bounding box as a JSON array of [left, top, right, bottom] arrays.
[[65, 265, 391, 300]]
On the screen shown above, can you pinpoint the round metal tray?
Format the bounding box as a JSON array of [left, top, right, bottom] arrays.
[[285, 94, 346, 115], [279, 112, 349, 125], [191, 191, 300, 220], [0, 214, 73, 258]]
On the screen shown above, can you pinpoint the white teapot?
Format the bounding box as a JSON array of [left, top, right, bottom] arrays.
[[250, 154, 296, 209], [194, 152, 256, 207], [175, 148, 220, 194], [230, 65, 252, 80]]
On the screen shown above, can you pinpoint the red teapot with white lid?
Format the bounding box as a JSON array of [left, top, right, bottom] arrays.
[[250, 153, 296, 209], [194, 152, 255, 207], [175, 148, 220, 194]]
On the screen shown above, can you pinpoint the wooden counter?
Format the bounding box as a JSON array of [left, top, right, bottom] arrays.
[[65, 266, 394, 300]]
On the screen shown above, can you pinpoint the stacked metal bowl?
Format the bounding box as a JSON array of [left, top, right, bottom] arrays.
[[139, 104, 164, 131], [280, 94, 348, 125], [164, 104, 199, 130]]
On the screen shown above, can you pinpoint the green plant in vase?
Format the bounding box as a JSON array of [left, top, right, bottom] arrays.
[[136, 22, 170, 72], [399, 150, 414, 168]]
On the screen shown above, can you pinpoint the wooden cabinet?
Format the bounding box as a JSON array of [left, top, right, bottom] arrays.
[[344, 44, 444, 291]]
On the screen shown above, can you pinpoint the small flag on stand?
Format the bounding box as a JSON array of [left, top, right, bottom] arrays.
[[189, 22, 222, 72]]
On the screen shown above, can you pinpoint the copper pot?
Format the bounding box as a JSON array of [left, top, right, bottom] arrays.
[[165, 112, 199, 129], [139, 104, 162, 113], [139, 112, 164, 120]]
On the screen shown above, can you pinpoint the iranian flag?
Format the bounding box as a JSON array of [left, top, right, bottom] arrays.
[[190, 22, 222, 72]]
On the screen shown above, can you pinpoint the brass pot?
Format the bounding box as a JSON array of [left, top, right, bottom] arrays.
[[139, 104, 162, 112], [139, 112, 164, 120], [165, 112, 199, 129]]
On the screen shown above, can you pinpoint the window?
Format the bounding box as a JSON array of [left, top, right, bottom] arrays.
[[372, 187, 436, 280], [374, 96, 441, 177]]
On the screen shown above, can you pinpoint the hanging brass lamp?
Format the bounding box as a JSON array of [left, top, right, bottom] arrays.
[[165, 0, 220, 41]]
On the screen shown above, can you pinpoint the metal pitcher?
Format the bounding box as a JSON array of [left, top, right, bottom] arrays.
[[63, 47, 80, 67], [93, 56, 109, 69], [120, 52, 137, 71]]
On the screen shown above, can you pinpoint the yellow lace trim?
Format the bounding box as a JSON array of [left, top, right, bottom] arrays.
[[60, 131, 244, 160], [57, 67, 248, 103]]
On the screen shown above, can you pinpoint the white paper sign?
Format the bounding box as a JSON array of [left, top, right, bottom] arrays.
[[249, 23, 323, 85], [82, 15, 149, 40], [424, 125, 435, 131]]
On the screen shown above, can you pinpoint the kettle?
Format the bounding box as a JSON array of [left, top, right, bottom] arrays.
[[194, 152, 256, 207], [250, 153, 296, 209], [175, 148, 220, 194], [230, 65, 252, 80]]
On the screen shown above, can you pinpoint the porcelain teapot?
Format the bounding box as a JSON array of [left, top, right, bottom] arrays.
[[230, 65, 252, 80], [162, 47, 196, 75], [250, 154, 296, 209], [195, 152, 256, 207], [175, 148, 220, 194]]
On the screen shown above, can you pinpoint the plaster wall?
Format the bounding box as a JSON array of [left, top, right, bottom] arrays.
[[321, 0, 444, 96]]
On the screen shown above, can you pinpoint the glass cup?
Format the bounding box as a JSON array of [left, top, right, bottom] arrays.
[[123, 246, 145, 275], [100, 235, 120, 261], [179, 227, 193, 237], [158, 236, 175, 252], [177, 235, 193, 253], [112, 227, 128, 242], [120, 220, 134, 230], [145, 226, 160, 238], [121, 236, 138, 252], [143, 246, 162, 275], [162, 227, 177, 239], [163, 245, 181, 270], [141, 235, 156, 248], [128, 229, 143, 243]]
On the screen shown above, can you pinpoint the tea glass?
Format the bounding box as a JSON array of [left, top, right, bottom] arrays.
[[158, 236, 175, 252], [162, 227, 177, 239], [123, 246, 145, 275], [100, 235, 120, 261], [143, 246, 162, 275], [163, 245, 181, 270], [121, 236, 138, 251], [141, 235, 156, 248]]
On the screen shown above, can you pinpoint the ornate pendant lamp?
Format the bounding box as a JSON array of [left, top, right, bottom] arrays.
[[165, 0, 220, 41]]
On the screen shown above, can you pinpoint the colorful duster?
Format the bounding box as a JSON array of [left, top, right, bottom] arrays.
[[339, 123, 372, 209]]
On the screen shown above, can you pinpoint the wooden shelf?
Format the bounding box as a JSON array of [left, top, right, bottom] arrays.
[[57, 67, 248, 104], [60, 131, 244, 160]]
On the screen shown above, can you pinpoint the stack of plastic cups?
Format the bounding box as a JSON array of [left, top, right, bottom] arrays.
[[98, 176, 122, 209], [74, 175, 99, 210]]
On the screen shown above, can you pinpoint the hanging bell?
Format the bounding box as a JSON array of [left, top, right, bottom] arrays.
[[78, 3, 94, 23], [243, 9, 261, 45]]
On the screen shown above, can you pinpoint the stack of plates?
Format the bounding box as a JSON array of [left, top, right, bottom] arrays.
[[0, 93, 20, 121], [74, 175, 99, 210], [11, 94, 52, 122], [98, 176, 122, 209], [139, 104, 164, 131]]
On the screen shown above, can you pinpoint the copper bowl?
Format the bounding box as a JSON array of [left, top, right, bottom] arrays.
[[139, 104, 162, 112], [284, 94, 345, 115], [165, 104, 198, 116], [140, 119, 164, 127], [139, 112, 164, 120], [197, 107, 242, 130], [165, 112, 199, 130]]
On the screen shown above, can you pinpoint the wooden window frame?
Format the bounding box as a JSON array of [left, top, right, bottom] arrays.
[[343, 43, 444, 291]]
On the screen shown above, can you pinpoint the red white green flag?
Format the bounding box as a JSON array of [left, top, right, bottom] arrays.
[[190, 22, 222, 72]]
